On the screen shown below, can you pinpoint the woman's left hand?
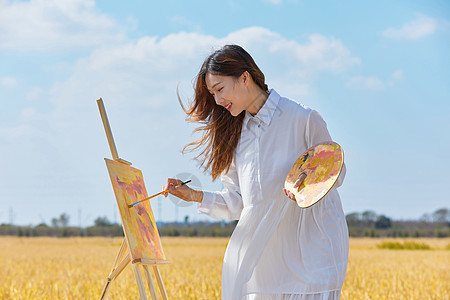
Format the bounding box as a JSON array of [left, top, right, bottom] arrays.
[[283, 172, 307, 202]]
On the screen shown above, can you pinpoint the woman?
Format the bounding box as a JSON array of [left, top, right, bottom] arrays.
[[163, 45, 348, 300]]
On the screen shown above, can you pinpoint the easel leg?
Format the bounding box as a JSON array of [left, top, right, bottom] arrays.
[[132, 264, 148, 300], [143, 265, 159, 300], [153, 266, 168, 300], [100, 239, 130, 300], [98, 238, 169, 300], [112, 238, 128, 267]]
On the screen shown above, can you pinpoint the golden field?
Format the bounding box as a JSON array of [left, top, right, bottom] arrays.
[[0, 237, 449, 299]]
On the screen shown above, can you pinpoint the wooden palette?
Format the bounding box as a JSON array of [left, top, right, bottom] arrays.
[[284, 141, 344, 208]]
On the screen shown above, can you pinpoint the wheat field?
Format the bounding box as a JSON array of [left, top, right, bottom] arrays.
[[0, 237, 448, 299]]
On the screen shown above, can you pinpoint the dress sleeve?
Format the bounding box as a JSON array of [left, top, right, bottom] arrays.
[[306, 110, 346, 188], [197, 159, 243, 220]]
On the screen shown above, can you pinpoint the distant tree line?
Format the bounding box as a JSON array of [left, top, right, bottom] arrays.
[[0, 214, 237, 238], [0, 208, 448, 238], [346, 208, 449, 238], [158, 219, 238, 237], [0, 214, 124, 237]]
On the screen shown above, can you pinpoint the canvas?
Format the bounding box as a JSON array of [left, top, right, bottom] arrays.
[[105, 158, 166, 263]]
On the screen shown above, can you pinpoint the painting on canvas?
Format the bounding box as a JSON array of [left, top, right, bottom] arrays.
[[105, 158, 166, 262]]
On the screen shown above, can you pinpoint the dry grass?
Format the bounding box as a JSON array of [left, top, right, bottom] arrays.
[[342, 238, 449, 299], [0, 237, 448, 299]]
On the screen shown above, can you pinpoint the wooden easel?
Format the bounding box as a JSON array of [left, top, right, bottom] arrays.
[[97, 98, 170, 300]]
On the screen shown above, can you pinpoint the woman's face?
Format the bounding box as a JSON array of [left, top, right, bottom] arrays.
[[205, 72, 248, 117]]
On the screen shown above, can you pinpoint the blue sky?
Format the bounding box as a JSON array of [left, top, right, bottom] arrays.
[[0, 0, 449, 226]]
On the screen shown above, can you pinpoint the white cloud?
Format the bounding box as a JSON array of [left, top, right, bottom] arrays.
[[0, 0, 126, 52], [225, 28, 360, 73], [346, 69, 403, 91], [382, 15, 437, 40], [45, 27, 359, 114], [0, 76, 18, 89], [346, 76, 386, 91], [292, 33, 361, 71]]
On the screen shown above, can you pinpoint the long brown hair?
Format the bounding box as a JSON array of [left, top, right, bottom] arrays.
[[179, 45, 268, 181]]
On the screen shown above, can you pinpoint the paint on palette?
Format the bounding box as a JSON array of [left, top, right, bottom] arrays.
[[285, 141, 344, 208], [105, 158, 165, 261]]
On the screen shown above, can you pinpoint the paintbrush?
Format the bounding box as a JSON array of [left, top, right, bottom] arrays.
[[128, 180, 192, 208]]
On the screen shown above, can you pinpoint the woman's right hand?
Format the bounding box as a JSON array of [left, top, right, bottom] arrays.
[[162, 178, 203, 203], [283, 172, 307, 202]]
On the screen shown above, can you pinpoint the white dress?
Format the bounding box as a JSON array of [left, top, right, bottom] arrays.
[[198, 89, 349, 300]]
